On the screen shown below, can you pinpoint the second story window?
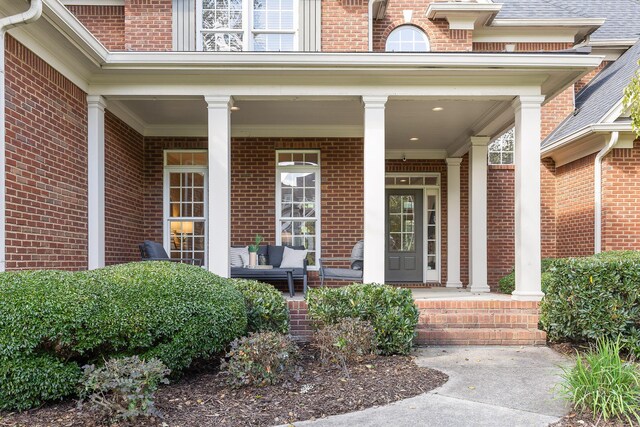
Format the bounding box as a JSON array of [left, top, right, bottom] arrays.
[[199, 0, 296, 52], [385, 25, 430, 52]]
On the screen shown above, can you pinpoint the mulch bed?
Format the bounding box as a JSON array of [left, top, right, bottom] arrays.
[[0, 347, 447, 427], [550, 411, 634, 427]]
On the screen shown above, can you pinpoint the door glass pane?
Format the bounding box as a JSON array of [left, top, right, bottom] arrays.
[[426, 195, 437, 271], [388, 195, 416, 252]]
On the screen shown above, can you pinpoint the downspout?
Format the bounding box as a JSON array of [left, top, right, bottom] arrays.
[[594, 131, 619, 254], [368, 0, 374, 51], [0, 0, 43, 272]]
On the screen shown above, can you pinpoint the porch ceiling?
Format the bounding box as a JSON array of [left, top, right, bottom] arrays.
[[108, 97, 507, 153]]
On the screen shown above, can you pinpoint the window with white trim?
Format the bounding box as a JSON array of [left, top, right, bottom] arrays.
[[198, 0, 296, 51], [276, 151, 320, 267], [488, 127, 514, 165], [164, 151, 208, 266], [385, 25, 430, 52]]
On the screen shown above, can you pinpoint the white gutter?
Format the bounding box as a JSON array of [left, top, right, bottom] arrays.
[[0, 0, 43, 272], [594, 131, 619, 253], [368, 0, 374, 52]]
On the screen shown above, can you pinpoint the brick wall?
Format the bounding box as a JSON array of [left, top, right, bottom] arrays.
[[104, 111, 145, 264], [124, 0, 173, 51], [542, 87, 575, 140], [67, 5, 125, 50], [541, 157, 557, 258], [321, 0, 368, 51], [372, 1, 472, 52], [601, 140, 640, 251], [487, 165, 514, 289], [473, 42, 573, 52], [556, 154, 595, 257], [576, 61, 611, 94], [4, 36, 88, 270]]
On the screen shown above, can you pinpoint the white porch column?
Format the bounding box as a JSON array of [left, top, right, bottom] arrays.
[[87, 95, 106, 270], [205, 96, 232, 277], [446, 158, 463, 288], [469, 136, 490, 292], [512, 95, 545, 301], [362, 96, 387, 283]]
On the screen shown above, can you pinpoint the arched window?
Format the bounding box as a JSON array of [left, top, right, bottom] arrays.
[[385, 25, 430, 52]]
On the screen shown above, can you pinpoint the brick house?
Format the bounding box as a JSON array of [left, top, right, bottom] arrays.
[[0, 0, 638, 305]]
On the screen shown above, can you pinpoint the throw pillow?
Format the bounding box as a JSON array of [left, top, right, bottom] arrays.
[[230, 246, 249, 267], [350, 240, 364, 270], [279, 246, 308, 269]]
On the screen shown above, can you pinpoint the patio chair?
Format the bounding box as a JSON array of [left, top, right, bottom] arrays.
[[138, 240, 203, 266], [318, 240, 364, 287]]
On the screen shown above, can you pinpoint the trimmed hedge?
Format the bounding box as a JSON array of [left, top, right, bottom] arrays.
[[306, 283, 418, 355], [229, 279, 290, 334], [498, 258, 556, 294], [0, 262, 247, 411], [539, 252, 640, 356]]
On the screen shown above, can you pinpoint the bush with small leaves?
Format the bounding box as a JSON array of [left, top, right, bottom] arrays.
[[79, 356, 170, 421], [222, 332, 299, 387], [229, 279, 290, 334], [497, 258, 556, 294], [0, 262, 247, 411], [306, 283, 418, 355], [314, 318, 375, 369]]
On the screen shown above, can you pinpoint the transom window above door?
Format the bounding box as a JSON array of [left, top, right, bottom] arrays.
[[198, 0, 296, 51]]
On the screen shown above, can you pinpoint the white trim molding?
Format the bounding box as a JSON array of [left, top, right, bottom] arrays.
[[426, 3, 502, 30], [60, 0, 124, 5], [87, 95, 107, 269]]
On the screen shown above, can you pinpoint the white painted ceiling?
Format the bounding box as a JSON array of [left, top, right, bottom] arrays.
[[110, 97, 510, 150]]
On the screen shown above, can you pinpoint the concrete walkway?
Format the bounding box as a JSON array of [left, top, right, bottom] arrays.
[[288, 346, 571, 427]]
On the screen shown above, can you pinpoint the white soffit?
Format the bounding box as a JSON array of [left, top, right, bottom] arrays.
[[475, 18, 605, 44], [425, 3, 502, 30]]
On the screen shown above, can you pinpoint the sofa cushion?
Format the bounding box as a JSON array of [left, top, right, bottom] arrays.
[[230, 246, 249, 267], [280, 247, 308, 268], [350, 240, 364, 270], [268, 244, 304, 267], [322, 268, 364, 280], [143, 240, 169, 260]]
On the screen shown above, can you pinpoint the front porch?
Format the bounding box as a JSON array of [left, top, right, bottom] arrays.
[[288, 287, 547, 345]]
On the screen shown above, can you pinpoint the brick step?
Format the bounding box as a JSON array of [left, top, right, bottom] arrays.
[[417, 328, 547, 346], [419, 312, 539, 329]]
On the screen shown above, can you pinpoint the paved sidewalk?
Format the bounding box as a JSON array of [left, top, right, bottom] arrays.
[[288, 346, 571, 427]]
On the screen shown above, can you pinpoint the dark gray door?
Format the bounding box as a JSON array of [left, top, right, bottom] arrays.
[[385, 189, 423, 282]]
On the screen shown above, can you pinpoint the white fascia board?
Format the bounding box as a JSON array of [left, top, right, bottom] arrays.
[[541, 122, 634, 158], [42, 0, 108, 66], [101, 51, 604, 70], [588, 38, 638, 47], [386, 149, 448, 160], [60, 0, 124, 5], [488, 18, 605, 44]]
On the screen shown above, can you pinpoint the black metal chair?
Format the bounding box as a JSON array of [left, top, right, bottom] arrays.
[[138, 240, 203, 266], [318, 240, 364, 286]]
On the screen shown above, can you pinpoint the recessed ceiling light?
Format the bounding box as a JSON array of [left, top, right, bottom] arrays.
[[410, 137, 419, 141], [231, 106, 240, 111], [432, 107, 444, 112]]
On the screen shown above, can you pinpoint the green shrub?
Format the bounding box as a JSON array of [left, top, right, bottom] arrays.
[[222, 332, 299, 387], [306, 283, 418, 355], [0, 262, 247, 410], [230, 279, 289, 334], [540, 252, 640, 355], [314, 318, 375, 369], [559, 338, 640, 424], [497, 258, 556, 294], [79, 356, 170, 421]]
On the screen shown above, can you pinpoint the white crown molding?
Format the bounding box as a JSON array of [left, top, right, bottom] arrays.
[[426, 3, 502, 30], [385, 149, 448, 160], [60, 0, 124, 5]]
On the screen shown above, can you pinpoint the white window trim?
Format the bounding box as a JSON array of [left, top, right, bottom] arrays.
[[163, 150, 209, 267], [275, 150, 321, 270], [385, 172, 441, 284], [196, 0, 299, 52]]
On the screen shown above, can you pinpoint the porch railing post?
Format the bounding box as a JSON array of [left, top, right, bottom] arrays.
[[362, 95, 387, 284], [512, 95, 545, 301], [205, 96, 232, 277]]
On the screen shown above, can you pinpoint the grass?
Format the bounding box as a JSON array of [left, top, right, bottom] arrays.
[[559, 337, 640, 424]]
